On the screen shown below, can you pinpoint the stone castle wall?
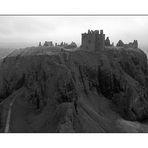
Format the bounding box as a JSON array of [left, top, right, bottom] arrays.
[[81, 30, 105, 51]]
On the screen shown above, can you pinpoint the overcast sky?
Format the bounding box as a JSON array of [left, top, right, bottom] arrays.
[[0, 16, 148, 51]]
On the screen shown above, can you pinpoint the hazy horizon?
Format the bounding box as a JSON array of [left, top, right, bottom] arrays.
[[1, 16, 148, 53]]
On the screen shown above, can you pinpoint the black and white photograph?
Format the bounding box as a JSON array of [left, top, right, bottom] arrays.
[[0, 16, 148, 133]]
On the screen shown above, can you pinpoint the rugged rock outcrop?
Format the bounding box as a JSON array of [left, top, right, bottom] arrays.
[[0, 46, 148, 132]]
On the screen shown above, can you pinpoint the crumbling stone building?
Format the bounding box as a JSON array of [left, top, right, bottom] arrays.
[[116, 40, 138, 48], [81, 30, 105, 51], [105, 37, 111, 46], [39, 29, 138, 51], [128, 40, 138, 48], [43, 41, 53, 47], [116, 40, 124, 47]]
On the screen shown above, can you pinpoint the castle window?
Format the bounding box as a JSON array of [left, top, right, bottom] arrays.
[[89, 40, 91, 44]]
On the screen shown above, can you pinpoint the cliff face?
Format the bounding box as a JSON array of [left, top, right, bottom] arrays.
[[0, 46, 148, 132]]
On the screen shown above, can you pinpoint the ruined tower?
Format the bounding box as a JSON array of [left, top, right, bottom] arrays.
[[105, 37, 111, 46], [81, 30, 105, 51], [133, 40, 138, 48]]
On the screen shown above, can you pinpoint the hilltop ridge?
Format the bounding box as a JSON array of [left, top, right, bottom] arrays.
[[0, 28, 147, 133]]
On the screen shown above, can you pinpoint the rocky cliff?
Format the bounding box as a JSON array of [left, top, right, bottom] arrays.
[[0, 46, 148, 132]]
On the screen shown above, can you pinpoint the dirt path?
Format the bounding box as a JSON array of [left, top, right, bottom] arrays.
[[4, 97, 16, 133]]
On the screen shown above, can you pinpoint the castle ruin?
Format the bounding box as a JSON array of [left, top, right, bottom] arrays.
[[39, 29, 138, 51], [116, 40, 138, 48], [43, 41, 53, 47], [81, 30, 105, 51], [38, 41, 77, 49]]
